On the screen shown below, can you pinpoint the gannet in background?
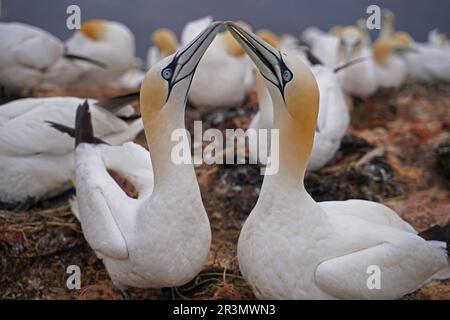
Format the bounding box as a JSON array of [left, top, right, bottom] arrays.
[[249, 30, 349, 171], [356, 19, 372, 46], [336, 26, 378, 97], [378, 10, 450, 82], [52, 22, 222, 289], [46, 20, 136, 86], [146, 28, 179, 69], [301, 26, 339, 68], [394, 32, 450, 82], [428, 29, 449, 49], [372, 38, 409, 89], [0, 97, 141, 206], [181, 17, 255, 110], [114, 56, 146, 89], [0, 22, 105, 92], [226, 21, 450, 300]]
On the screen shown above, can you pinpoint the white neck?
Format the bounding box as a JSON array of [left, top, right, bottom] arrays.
[[256, 73, 274, 128], [144, 99, 198, 196], [255, 74, 325, 222]]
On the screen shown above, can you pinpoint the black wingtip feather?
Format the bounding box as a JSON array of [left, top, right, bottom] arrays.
[[418, 222, 450, 255], [63, 52, 108, 69], [75, 100, 96, 146], [95, 91, 140, 114], [305, 49, 324, 66], [46, 121, 76, 138], [47, 101, 106, 147]]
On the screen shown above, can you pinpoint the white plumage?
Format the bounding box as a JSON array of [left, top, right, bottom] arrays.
[[226, 22, 450, 300], [68, 22, 222, 289], [0, 97, 142, 204], [0, 22, 65, 90], [46, 20, 136, 86]]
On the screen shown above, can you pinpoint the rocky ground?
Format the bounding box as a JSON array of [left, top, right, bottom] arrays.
[[0, 81, 449, 299]]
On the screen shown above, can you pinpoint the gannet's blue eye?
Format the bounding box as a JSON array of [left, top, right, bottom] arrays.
[[162, 68, 172, 80], [282, 69, 292, 82]]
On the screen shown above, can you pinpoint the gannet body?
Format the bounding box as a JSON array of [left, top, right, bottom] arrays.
[[395, 33, 450, 82], [61, 23, 221, 289], [181, 17, 254, 110], [0, 22, 73, 90], [46, 20, 136, 86], [428, 29, 449, 49], [301, 27, 339, 68], [380, 12, 450, 82], [227, 22, 450, 300], [336, 27, 378, 97], [0, 97, 141, 205], [372, 39, 408, 89]]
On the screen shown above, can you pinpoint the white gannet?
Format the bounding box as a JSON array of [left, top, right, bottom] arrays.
[[249, 30, 349, 171], [392, 32, 450, 82], [380, 11, 450, 82], [0, 97, 141, 206], [0, 22, 104, 92], [336, 26, 378, 97], [226, 22, 450, 300], [46, 20, 136, 86], [146, 28, 179, 70], [181, 17, 255, 110], [53, 22, 222, 289], [300, 26, 340, 68], [428, 29, 449, 49], [372, 38, 409, 89]]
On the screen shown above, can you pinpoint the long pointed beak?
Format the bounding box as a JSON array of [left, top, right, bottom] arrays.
[[170, 21, 222, 85], [225, 21, 285, 91]]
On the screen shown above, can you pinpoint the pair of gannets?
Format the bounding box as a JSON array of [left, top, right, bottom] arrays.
[[46, 20, 136, 86], [0, 22, 104, 92], [0, 97, 142, 205], [56, 21, 450, 298], [53, 22, 222, 289], [226, 22, 450, 300], [249, 31, 349, 171]]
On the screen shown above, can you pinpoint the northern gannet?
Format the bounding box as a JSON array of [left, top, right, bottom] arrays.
[[392, 32, 450, 82], [0, 97, 141, 206], [380, 11, 450, 82], [300, 26, 339, 68], [0, 22, 104, 92], [248, 32, 349, 171], [46, 20, 136, 86], [336, 26, 378, 97], [146, 28, 178, 69], [181, 17, 254, 110], [372, 39, 409, 89], [54, 22, 222, 289], [226, 22, 450, 300], [428, 29, 449, 49]]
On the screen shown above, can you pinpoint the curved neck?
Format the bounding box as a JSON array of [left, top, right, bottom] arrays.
[[263, 86, 318, 192], [256, 73, 273, 128], [143, 100, 198, 195]]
